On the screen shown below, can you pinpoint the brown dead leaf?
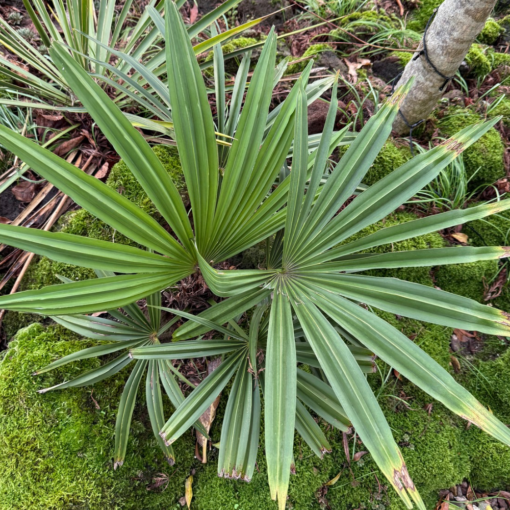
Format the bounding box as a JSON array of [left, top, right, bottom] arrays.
[[450, 232, 469, 243], [484, 267, 507, 302], [189, 3, 198, 24], [353, 451, 368, 462], [11, 181, 37, 202], [450, 356, 461, 373], [196, 358, 222, 463], [344, 59, 363, 83], [437, 493, 450, 510], [0, 217, 11, 224], [342, 431, 350, 464], [467, 485, 476, 501], [95, 162, 110, 180], [54, 135, 85, 157]]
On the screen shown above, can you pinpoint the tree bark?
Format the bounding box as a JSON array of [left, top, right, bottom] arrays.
[[392, 0, 497, 134]]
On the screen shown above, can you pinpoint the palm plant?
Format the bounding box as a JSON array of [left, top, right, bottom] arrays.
[[1, 2, 510, 508], [0, 0, 255, 110], [34, 270, 211, 469]]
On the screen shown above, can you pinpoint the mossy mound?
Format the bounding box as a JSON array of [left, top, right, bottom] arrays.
[[389, 51, 413, 67], [341, 211, 445, 286], [488, 97, 510, 126], [438, 108, 505, 187], [465, 209, 510, 247], [460, 349, 510, 490], [3, 313, 510, 508], [435, 259, 500, 303], [204, 37, 257, 75], [478, 19, 505, 45], [362, 141, 412, 186], [407, 0, 442, 31], [465, 43, 492, 77], [0, 323, 196, 509]]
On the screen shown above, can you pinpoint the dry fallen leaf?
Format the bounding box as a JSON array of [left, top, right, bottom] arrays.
[[54, 135, 85, 157], [0, 217, 11, 224], [95, 162, 110, 180], [189, 3, 198, 24], [196, 358, 222, 463], [185, 475, 193, 509], [450, 232, 469, 243], [11, 181, 37, 202], [450, 355, 461, 373], [353, 451, 368, 462], [325, 470, 343, 486]]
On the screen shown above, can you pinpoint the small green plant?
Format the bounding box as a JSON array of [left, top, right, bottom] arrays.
[[0, 0, 256, 109], [16, 27, 37, 43], [412, 153, 486, 211], [1, 3, 510, 509], [7, 12, 23, 25]]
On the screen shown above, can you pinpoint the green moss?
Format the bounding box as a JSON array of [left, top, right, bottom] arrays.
[[4, 319, 510, 507], [478, 19, 504, 45], [407, 0, 442, 31], [376, 310, 453, 369], [0, 323, 196, 509], [389, 51, 413, 66], [460, 348, 510, 489], [489, 97, 510, 126], [438, 108, 505, 187], [286, 43, 333, 74], [466, 209, 510, 247], [465, 43, 492, 77], [435, 258, 499, 302], [204, 37, 257, 75], [362, 141, 412, 186], [340, 211, 445, 286]]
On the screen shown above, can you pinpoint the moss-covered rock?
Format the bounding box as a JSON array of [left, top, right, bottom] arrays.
[[0, 323, 197, 509], [438, 108, 505, 187], [204, 37, 257, 75], [435, 258, 500, 302], [488, 97, 510, 126], [3, 316, 510, 508], [407, 0, 442, 31], [465, 209, 510, 247], [389, 51, 413, 67], [460, 348, 510, 490], [362, 141, 412, 186], [465, 43, 492, 77], [478, 19, 505, 45]]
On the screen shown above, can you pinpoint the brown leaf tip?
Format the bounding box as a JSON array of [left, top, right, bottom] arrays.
[[393, 463, 415, 491], [166, 456, 176, 466], [499, 310, 510, 328], [114, 459, 123, 470], [499, 247, 510, 259]]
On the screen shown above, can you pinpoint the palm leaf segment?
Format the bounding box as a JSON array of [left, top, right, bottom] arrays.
[[35, 271, 194, 469], [1, 2, 510, 508]]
